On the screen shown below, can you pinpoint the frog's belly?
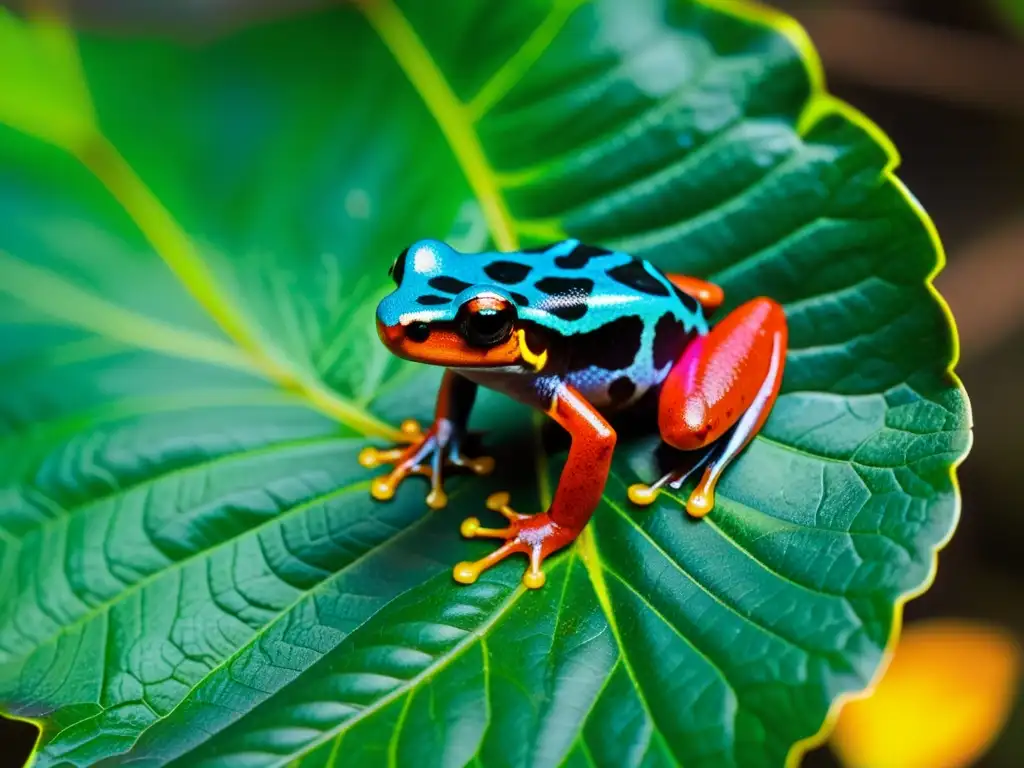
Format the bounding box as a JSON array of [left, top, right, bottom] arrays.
[[459, 356, 673, 414], [565, 362, 669, 412], [563, 310, 698, 412]]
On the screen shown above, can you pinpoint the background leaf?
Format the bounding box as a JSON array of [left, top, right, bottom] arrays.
[[993, 0, 1024, 35], [0, 1, 970, 766]]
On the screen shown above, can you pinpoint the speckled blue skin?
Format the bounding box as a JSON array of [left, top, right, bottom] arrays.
[[376, 238, 709, 412]]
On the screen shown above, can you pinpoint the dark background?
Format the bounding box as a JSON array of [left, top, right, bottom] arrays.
[[1, 0, 1022, 765]]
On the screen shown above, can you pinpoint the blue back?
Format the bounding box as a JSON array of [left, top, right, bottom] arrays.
[[377, 238, 710, 410]]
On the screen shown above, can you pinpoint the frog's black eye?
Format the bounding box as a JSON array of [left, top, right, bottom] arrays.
[[406, 321, 430, 343], [458, 296, 516, 348], [389, 247, 409, 286]]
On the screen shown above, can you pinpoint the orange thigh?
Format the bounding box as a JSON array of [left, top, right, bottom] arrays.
[[658, 297, 787, 451]]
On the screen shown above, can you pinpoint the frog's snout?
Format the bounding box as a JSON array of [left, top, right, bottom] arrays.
[[376, 317, 396, 347], [374, 305, 521, 369]]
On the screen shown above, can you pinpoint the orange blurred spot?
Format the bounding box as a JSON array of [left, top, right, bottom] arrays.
[[831, 619, 1021, 768]]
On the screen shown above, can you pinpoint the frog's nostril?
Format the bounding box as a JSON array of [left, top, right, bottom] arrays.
[[406, 322, 431, 343]]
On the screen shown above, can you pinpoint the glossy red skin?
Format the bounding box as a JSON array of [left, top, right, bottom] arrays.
[[545, 385, 617, 534], [659, 297, 787, 451], [453, 385, 616, 575]]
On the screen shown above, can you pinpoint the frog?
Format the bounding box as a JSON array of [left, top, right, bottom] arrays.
[[360, 238, 787, 589]]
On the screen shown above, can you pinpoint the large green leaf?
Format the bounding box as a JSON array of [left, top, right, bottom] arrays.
[[0, 1, 970, 766]]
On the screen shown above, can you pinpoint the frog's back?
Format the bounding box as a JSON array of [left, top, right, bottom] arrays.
[[500, 241, 693, 330], [504, 240, 710, 410]]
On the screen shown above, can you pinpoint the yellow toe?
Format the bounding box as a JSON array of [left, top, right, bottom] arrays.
[[522, 570, 546, 589], [469, 455, 495, 475], [358, 447, 380, 468], [400, 419, 423, 439], [627, 483, 659, 506], [686, 490, 714, 518], [370, 477, 396, 501], [426, 488, 448, 510], [486, 491, 511, 511], [452, 562, 480, 584], [460, 517, 481, 537]]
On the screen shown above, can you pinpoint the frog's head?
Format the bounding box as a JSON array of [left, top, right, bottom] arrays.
[[375, 239, 547, 371]]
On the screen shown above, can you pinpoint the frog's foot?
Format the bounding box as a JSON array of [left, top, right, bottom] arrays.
[[453, 492, 577, 589], [627, 447, 717, 518], [359, 419, 494, 510]]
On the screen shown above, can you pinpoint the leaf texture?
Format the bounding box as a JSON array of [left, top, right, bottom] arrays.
[[0, 1, 970, 766]]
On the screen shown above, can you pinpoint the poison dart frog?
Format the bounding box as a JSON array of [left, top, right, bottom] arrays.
[[361, 239, 787, 589]]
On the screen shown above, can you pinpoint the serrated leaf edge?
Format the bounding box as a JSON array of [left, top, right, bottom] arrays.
[[695, 2, 973, 766]]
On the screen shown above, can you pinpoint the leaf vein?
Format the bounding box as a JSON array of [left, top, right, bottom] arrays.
[[467, 0, 591, 121], [358, 0, 518, 252], [2, 475, 371, 667]]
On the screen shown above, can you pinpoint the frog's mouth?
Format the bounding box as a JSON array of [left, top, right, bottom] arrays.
[[377, 318, 528, 369]]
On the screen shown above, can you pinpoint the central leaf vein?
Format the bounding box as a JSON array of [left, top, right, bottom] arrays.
[[357, 0, 518, 253]]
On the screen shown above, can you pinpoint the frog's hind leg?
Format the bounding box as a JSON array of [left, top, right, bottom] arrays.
[[629, 297, 787, 517]]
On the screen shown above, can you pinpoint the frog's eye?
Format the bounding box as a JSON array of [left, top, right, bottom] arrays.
[[458, 295, 516, 348], [388, 247, 409, 286]]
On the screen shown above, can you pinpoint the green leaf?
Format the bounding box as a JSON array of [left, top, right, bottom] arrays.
[[0, 1, 970, 766], [0, 7, 97, 153]]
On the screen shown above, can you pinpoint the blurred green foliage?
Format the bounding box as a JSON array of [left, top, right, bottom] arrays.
[[993, 0, 1024, 33]]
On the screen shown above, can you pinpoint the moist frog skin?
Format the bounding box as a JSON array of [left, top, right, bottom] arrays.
[[362, 238, 787, 589]]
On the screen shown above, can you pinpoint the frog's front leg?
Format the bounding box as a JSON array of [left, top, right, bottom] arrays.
[[360, 370, 493, 509], [454, 383, 615, 589], [629, 297, 787, 515]]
